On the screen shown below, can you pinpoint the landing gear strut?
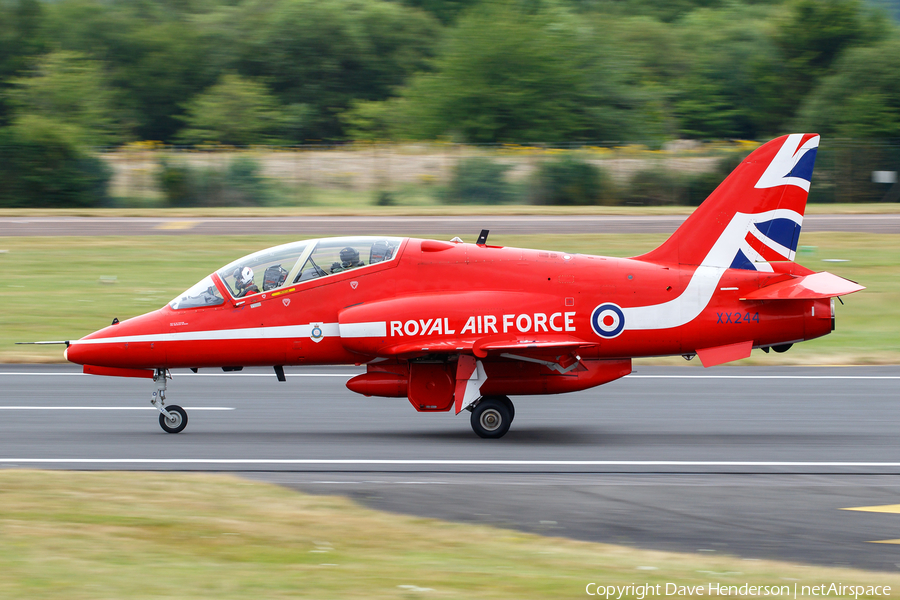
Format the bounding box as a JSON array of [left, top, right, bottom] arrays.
[[151, 369, 188, 434], [469, 395, 514, 439]]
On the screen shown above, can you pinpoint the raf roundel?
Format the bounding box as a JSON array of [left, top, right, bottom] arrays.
[[591, 303, 625, 339]]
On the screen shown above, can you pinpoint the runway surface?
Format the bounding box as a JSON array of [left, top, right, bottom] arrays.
[[2, 364, 900, 570], [1, 213, 900, 237]]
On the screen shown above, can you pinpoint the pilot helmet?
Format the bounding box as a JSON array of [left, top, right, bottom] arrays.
[[340, 246, 359, 266], [238, 266, 254, 288], [370, 240, 393, 263]]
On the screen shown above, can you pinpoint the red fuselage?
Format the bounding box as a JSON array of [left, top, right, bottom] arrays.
[[66, 237, 832, 375]]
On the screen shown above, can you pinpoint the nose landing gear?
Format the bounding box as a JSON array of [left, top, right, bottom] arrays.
[[150, 369, 188, 434]]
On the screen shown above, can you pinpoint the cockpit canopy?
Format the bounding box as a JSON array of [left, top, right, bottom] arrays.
[[169, 237, 403, 309]]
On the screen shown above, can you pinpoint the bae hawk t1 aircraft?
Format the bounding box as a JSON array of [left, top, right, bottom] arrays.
[[59, 134, 863, 438]]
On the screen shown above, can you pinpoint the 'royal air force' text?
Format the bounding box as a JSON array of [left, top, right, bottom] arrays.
[[389, 312, 577, 337]]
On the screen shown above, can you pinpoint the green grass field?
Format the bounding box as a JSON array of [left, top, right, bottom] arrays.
[[1, 470, 898, 599], [0, 232, 896, 364]]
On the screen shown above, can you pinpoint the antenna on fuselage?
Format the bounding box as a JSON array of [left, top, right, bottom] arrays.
[[476, 229, 489, 245]]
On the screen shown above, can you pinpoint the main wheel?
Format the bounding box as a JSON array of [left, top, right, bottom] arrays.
[[496, 395, 515, 423], [159, 405, 188, 434], [470, 397, 512, 439]]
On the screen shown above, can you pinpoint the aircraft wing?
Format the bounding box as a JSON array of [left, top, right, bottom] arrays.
[[379, 334, 596, 362], [471, 334, 591, 358], [376, 334, 596, 375], [741, 271, 864, 300]]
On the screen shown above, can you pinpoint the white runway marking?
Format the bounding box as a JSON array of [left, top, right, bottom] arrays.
[[3, 458, 900, 467], [627, 375, 900, 380], [0, 372, 897, 379], [0, 372, 357, 377], [0, 406, 233, 410]]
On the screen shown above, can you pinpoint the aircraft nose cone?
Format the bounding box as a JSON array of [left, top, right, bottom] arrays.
[[66, 310, 167, 369]]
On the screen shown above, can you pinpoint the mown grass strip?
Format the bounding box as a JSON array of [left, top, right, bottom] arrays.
[[1, 470, 898, 600]]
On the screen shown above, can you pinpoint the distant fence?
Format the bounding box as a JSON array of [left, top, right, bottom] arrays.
[[807, 139, 900, 203], [100, 139, 900, 205], [5, 139, 899, 207]]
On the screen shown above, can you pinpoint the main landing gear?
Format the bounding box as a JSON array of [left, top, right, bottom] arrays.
[[151, 369, 188, 434], [469, 395, 515, 439]]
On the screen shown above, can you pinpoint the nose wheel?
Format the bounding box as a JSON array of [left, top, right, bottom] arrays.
[[470, 395, 514, 439], [150, 369, 189, 434], [159, 405, 188, 434]]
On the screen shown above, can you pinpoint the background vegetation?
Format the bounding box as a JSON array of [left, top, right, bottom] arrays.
[[1, 0, 899, 207], [3, 0, 899, 145]]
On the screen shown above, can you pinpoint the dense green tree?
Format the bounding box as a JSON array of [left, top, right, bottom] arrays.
[[796, 37, 900, 139], [749, 0, 889, 134], [0, 116, 111, 207], [441, 158, 515, 204], [584, 0, 729, 22], [530, 155, 617, 205], [158, 156, 278, 206], [399, 2, 656, 143], [339, 98, 409, 141], [774, 0, 889, 84], [0, 0, 46, 125], [6, 51, 133, 146], [2, 0, 897, 150], [176, 74, 288, 145], [396, 0, 482, 24], [669, 5, 785, 139], [43, 0, 220, 142], [229, 0, 440, 141]]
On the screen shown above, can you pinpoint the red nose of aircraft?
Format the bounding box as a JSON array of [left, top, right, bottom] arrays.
[[66, 309, 169, 370]]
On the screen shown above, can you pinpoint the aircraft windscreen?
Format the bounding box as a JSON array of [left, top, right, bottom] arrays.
[[169, 275, 225, 310], [171, 238, 402, 308], [216, 241, 312, 298]]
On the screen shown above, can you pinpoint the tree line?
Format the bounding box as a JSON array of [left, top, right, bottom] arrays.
[[1, 0, 899, 207], [1, 0, 899, 148]]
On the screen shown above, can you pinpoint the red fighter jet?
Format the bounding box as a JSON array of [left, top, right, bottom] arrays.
[[62, 134, 863, 438]]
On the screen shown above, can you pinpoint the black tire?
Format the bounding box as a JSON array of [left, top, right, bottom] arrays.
[[772, 343, 793, 354], [497, 396, 516, 425], [159, 405, 188, 434], [487, 394, 514, 424], [470, 398, 512, 439]]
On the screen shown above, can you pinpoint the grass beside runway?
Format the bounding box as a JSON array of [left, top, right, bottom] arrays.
[[0, 470, 897, 599], [0, 233, 896, 364]]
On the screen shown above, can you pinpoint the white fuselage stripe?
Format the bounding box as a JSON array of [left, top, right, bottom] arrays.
[[2, 459, 900, 467], [339, 321, 387, 338], [0, 373, 896, 379], [0, 406, 233, 410], [69, 322, 387, 345], [622, 209, 803, 330]]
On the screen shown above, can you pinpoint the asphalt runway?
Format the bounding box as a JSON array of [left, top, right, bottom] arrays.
[[2, 364, 900, 570], [1, 213, 900, 237]]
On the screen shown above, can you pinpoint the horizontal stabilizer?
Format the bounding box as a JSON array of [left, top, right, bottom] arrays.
[[695, 340, 753, 368], [741, 272, 864, 301]]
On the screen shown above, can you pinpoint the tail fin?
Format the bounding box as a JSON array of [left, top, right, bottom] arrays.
[[636, 134, 819, 272]]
